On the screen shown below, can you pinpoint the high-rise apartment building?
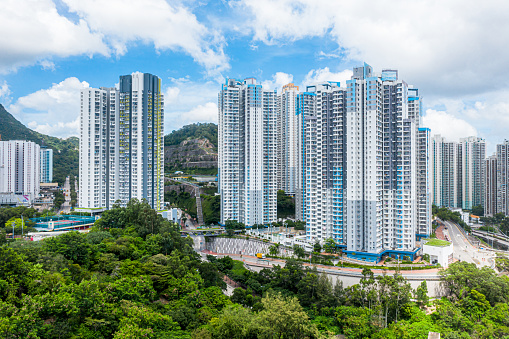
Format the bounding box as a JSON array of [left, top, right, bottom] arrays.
[[277, 83, 300, 195], [79, 72, 164, 211], [218, 78, 277, 226], [459, 137, 486, 210], [294, 64, 428, 260], [417, 128, 431, 236], [40, 147, 53, 183], [430, 135, 486, 211], [0, 140, 40, 201], [295, 91, 316, 222], [302, 82, 345, 244], [430, 135, 459, 208], [497, 141, 509, 216], [485, 154, 497, 217]]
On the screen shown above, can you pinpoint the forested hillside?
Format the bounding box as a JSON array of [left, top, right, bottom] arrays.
[[2, 200, 509, 338], [164, 123, 217, 147], [0, 104, 78, 185]]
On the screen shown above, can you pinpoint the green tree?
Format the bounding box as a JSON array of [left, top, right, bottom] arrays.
[[313, 241, 322, 253], [323, 238, 336, 254], [268, 244, 280, 256], [255, 292, 321, 339], [414, 281, 429, 309], [293, 244, 305, 259], [43, 231, 92, 266], [471, 205, 484, 217]]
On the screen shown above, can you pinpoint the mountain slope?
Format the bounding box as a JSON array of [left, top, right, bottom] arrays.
[[164, 123, 218, 174], [0, 104, 79, 185], [164, 123, 217, 148]]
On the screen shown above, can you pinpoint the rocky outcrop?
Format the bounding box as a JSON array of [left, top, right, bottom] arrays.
[[164, 138, 217, 170]]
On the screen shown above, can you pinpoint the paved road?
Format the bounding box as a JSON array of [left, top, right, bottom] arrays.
[[443, 220, 494, 268], [211, 253, 443, 297]]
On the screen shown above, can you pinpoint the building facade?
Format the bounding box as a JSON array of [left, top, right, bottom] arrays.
[[295, 91, 316, 221], [0, 140, 40, 202], [459, 137, 486, 210], [296, 64, 428, 259], [497, 141, 509, 216], [417, 128, 431, 236], [79, 72, 164, 211], [218, 78, 277, 226], [277, 83, 300, 196], [485, 154, 497, 217], [40, 147, 53, 183], [430, 135, 486, 212], [430, 135, 459, 208], [303, 82, 345, 244]]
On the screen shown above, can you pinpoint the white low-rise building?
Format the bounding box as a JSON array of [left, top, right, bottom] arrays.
[[160, 208, 182, 225], [422, 239, 454, 267]]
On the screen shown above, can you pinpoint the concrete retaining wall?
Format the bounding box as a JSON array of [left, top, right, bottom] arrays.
[[205, 237, 294, 257]]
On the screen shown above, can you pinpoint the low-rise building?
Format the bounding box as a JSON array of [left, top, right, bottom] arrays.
[[422, 239, 454, 267]]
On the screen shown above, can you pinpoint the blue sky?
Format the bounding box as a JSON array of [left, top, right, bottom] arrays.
[[1, 0, 509, 154]]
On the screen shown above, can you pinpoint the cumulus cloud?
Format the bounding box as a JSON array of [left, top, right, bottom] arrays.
[[261, 72, 294, 91], [62, 0, 229, 78], [163, 78, 219, 133], [302, 67, 353, 87], [235, 0, 509, 97], [0, 0, 228, 77], [28, 119, 80, 138], [422, 109, 477, 142], [0, 81, 10, 98], [0, 0, 107, 73], [9, 77, 89, 138]]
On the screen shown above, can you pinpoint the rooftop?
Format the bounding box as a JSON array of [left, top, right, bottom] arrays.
[[424, 239, 451, 247]]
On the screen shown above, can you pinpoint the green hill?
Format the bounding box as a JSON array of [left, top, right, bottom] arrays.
[[0, 104, 78, 185], [164, 123, 217, 148]]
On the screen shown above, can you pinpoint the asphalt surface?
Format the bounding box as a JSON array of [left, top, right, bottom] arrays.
[[443, 220, 494, 268]]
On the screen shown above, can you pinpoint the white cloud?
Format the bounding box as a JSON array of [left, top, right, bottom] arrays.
[[165, 87, 181, 105], [9, 77, 89, 138], [317, 51, 341, 59], [422, 109, 477, 142], [0, 0, 228, 77], [0, 0, 107, 73], [63, 0, 229, 78], [237, 0, 509, 97], [40, 60, 56, 71], [262, 72, 294, 91], [0, 81, 11, 98], [302, 67, 353, 87], [27, 119, 80, 138], [163, 78, 218, 133]]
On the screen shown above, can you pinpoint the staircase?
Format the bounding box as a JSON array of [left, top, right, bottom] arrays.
[[195, 187, 204, 225]]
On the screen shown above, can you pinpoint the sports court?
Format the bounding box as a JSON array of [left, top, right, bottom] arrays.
[[30, 215, 96, 231]]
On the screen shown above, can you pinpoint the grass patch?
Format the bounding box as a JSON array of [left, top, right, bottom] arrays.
[[424, 239, 451, 247]]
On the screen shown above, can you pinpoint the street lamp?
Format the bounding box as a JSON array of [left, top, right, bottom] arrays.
[[11, 221, 15, 240]]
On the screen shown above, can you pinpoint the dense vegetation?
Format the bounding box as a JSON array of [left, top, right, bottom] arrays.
[[202, 194, 220, 225], [164, 186, 220, 225], [165, 190, 197, 218], [2, 201, 509, 338], [164, 123, 218, 147], [481, 213, 509, 236], [471, 205, 484, 217], [277, 190, 295, 219], [0, 104, 79, 185]]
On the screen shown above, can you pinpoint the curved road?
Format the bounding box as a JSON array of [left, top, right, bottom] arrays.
[[442, 220, 494, 268], [210, 253, 443, 297]]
